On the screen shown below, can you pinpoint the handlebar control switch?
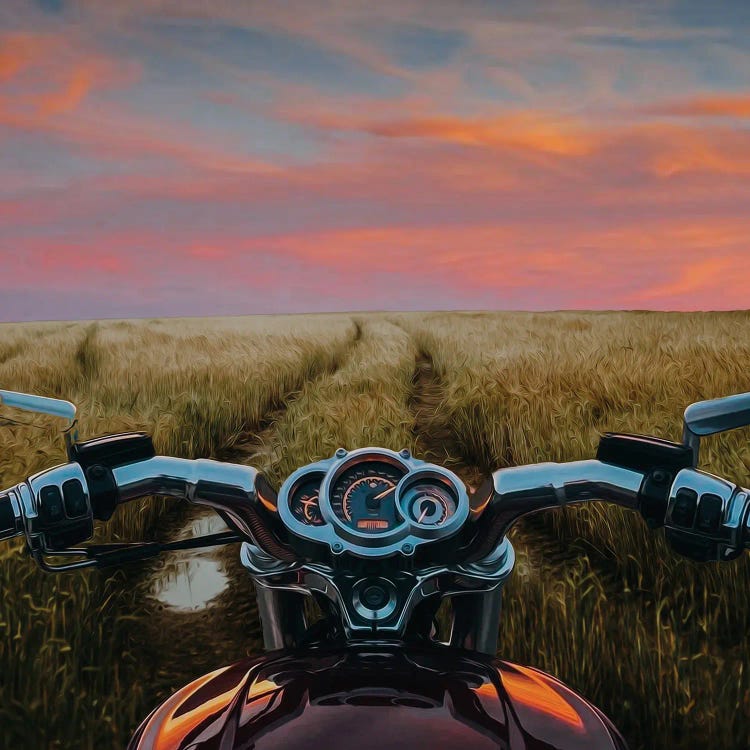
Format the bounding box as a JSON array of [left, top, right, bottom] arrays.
[[39, 486, 65, 523], [665, 469, 749, 562], [63, 479, 88, 517], [670, 488, 698, 528], [68, 433, 155, 521], [27, 464, 94, 551]]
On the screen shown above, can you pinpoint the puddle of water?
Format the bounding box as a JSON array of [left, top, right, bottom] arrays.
[[151, 512, 232, 612], [153, 557, 230, 611], [512, 549, 534, 582], [175, 513, 229, 540]]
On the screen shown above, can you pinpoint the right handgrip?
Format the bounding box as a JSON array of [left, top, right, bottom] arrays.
[[664, 468, 750, 562]]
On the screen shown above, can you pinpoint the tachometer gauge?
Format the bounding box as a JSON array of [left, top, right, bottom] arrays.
[[330, 461, 406, 533], [289, 474, 325, 526], [403, 483, 457, 527]]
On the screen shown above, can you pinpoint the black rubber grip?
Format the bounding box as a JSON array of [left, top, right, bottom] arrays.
[[0, 493, 17, 538], [85, 464, 119, 521]]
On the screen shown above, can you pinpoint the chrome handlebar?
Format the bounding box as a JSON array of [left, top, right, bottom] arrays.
[[0, 455, 295, 568], [113, 457, 259, 537], [460, 460, 644, 563], [1, 454, 749, 566], [478, 460, 750, 562], [493, 459, 643, 522]]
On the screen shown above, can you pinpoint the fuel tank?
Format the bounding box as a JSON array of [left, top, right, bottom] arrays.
[[128, 644, 628, 750]]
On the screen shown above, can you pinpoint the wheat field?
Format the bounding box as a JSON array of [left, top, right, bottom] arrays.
[[0, 312, 748, 749]]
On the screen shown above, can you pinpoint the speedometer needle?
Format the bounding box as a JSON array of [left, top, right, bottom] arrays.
[[372, 486, 395, 501]]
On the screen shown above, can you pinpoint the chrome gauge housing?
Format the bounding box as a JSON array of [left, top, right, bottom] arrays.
[[276, 447, 470, 558]]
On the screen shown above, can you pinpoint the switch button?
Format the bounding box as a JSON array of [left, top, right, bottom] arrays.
[[696, 493, 722, 533], [671, 488, 698, 527], [39, 486, 64, 522], [63, 479, 87, 517]]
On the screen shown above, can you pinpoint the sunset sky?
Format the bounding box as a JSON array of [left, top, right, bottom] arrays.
[[1, 0, 749, 320]]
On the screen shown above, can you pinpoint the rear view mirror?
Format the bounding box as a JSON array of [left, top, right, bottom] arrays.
[[0, 389, 78, 452], [683, 391, 750, 465]]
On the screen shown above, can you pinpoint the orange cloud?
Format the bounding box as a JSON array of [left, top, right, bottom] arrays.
[[369, 113, 596, 156], [36, 64, 98, 117], [0, 30, 141, 126], [633, 257, 736, 303], [287, 109, 596, 156], [649, 93, 750, 118], [0, 33, 47, 82], [638, 124, 750, 177]]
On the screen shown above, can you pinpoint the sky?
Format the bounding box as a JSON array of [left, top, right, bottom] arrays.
[[1, 0, 750, 321]]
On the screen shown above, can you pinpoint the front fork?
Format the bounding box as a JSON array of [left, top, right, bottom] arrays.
[[245, 539, 515, 656], [255, 584, 506, 654]]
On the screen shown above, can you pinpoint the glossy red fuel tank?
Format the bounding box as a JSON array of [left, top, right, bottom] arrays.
[[128, 644, 628, 750]]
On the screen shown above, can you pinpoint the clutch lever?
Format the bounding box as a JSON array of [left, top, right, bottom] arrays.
[[33, 530, 242, 571]]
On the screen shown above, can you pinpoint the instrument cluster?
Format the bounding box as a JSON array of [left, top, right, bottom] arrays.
[[278, 448, 469, 557]]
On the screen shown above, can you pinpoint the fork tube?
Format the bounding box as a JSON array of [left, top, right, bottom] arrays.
[[254, 583, 308, 651], [449, 588, 504, 655]]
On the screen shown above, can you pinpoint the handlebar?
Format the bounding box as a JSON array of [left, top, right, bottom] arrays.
[[1, 443, 749, 569], [0, 451, 296, 568], [112, 456, 296, 562], [463, 460, 644, 562]]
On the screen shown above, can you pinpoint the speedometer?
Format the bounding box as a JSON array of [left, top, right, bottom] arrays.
[[330, 461, 406, 534], [279, 448, 470, 557]]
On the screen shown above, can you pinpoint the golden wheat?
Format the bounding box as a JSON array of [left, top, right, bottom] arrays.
[[0, 312, 748, 749]]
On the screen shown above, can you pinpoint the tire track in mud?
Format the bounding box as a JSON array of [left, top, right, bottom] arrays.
[[218, 319, 363, 465], [138, 319, 364, 699], [74, 323, 100, 384], [409, 350, 485, 488], [407, 350, 627, 599]]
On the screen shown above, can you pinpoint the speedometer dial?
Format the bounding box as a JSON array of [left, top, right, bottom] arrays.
[[330, 461, 406, 534]]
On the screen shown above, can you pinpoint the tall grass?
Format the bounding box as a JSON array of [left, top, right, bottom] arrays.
[[0, 314, 357, 748], [258, 318, 419, 485], [396, 310, 750, 750], [0, 312, 748, 748]]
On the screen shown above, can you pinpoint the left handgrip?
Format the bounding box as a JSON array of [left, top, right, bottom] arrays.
[[2, 463, 95, 554], [0, 489, 23, 541]]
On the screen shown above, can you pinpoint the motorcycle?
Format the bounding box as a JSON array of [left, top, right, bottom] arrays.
[[0, 387, 748, 749]]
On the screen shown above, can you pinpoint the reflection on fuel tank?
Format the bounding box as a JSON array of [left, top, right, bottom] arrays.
[[128, 648, 627, 750]]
